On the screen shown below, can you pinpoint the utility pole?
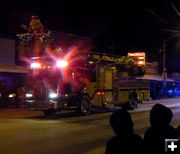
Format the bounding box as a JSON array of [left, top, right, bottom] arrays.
[[163, 40, 167, 87]]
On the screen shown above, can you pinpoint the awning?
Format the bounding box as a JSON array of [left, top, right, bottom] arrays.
[[136, 74, 174, 82], [0, 64, 28, 73]]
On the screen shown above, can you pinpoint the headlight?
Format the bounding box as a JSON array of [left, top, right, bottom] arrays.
[[26, 93, 33, 98], [9, 93, 16, 98], [49, 93, 58, 99]]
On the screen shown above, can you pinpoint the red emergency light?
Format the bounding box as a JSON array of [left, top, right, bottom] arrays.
[[56, 60, 68, 68], [97, 91, 104, 96]]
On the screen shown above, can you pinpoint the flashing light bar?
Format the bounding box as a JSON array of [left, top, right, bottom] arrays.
[[30, 62, 41, 68], [56, 60, 68, 68]]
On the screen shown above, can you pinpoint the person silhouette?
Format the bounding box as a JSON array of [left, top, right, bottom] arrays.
[[144, 104, 178, 153], [105, 109, 144, 154], [129, 89, 138, 108]]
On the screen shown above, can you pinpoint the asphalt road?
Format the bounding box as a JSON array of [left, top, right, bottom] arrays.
[[0, 102, 180, 154]]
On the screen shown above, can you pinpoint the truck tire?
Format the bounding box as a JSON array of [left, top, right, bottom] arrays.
[[78, 95, 92, 115], [43, 109, 56, 116]]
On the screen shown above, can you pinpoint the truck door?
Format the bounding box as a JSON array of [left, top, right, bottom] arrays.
[[94, 67, 113, 107]]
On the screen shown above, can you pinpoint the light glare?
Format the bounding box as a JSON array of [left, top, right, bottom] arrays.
[[26, 93, 33, 98], [49, 93, 58, 98], [30, 62, 41, 68], [56, 60, 68, 68]]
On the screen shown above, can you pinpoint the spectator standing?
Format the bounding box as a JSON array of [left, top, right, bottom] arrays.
[[105, 109, 144, 154], [144, 104, 179, 153]]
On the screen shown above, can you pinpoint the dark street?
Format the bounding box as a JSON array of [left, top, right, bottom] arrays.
[[0, 99, 180, 154]]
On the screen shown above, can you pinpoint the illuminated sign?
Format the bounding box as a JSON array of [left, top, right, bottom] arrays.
[[128, 52, 145, 66], [92, 54, 121, 63]]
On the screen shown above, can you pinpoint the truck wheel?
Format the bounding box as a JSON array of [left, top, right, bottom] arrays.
[[43, 109, 56, 116], [78, 95, 92, 115]]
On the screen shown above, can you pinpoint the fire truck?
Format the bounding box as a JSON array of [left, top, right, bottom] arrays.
[[24, 51, 149, 115]]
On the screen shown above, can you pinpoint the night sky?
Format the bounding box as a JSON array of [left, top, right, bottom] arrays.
[[1, 0, 180, 73]]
